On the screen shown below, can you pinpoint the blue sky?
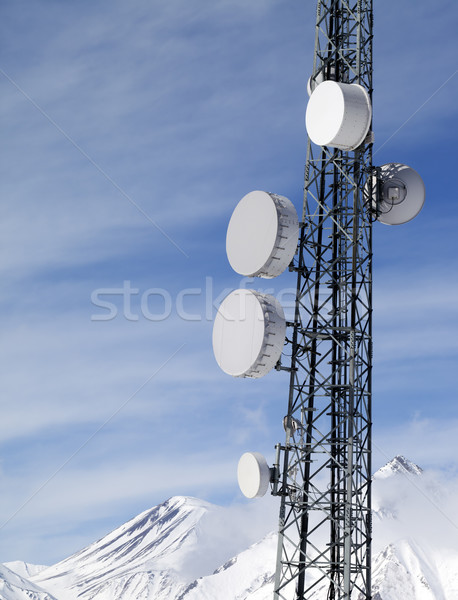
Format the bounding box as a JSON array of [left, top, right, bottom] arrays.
[[0, 0, 457, 566]]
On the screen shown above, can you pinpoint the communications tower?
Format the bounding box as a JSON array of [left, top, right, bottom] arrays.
[[272, 1, 373, 597], [212, 2, 425, 599]]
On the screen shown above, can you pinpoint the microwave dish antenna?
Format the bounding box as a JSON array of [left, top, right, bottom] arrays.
[[305, 81, 372, 150], [226, 191, 299, 278], [237, 452, 271, 498], [212, 289, 286, 379], [370, 163, 425, 225]]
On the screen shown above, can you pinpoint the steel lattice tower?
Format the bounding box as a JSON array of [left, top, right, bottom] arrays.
[[272, 1, 373, 599]]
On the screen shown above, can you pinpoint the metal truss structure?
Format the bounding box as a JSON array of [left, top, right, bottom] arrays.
[[272, 1, 373, 599]]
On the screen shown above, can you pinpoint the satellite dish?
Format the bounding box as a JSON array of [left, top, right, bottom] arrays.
[[369, 163, 425, 225], [237, 452, 271, 498], [212, 289, 286, 378], [305, 81, 372, 151], [226, 191, 299, 279]]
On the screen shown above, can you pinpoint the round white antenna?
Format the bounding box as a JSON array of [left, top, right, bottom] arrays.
[[305, 81, 372, 150], [226, 191, 299, 279], [237, 452, 270, 498], [212, 289, 286, 378], [368, 163, 425, 225]]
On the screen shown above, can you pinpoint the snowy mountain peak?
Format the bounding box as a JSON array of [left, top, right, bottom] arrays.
[[32, 495, 214, 600], [375, 455, 423, 479], [77, 495, 212, 555]]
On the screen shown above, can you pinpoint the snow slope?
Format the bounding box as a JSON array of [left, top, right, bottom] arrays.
[[371, 540, 446, 600], [0, 564, 57, 600]]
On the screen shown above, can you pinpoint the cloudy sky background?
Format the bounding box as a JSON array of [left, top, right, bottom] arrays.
[[0, 0, 457, 566]]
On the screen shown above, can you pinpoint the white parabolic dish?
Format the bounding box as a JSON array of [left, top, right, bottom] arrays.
[[369, 163, 425, 225], [305, 81, 372, 151], [212, 289, 286, 378], [226, 191, 299, 279], [237, 452, 270, 498]]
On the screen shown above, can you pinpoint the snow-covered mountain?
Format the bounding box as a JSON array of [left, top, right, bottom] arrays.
[[2, 456, 457, 600], [374, 455, 423, 479], [31, 496, 212, 600], [0, 563, 57, 600]]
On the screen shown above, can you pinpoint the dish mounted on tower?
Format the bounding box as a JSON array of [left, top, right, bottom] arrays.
[[226, 191, 299, 278], [306, 81, 372, 150], [368, 163, 425, 225], [212, 289, 286, 379]]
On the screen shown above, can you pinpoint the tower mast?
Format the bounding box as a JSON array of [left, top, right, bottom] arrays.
[[272, 1, 373, 598], [216, 0, 422, 596]]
